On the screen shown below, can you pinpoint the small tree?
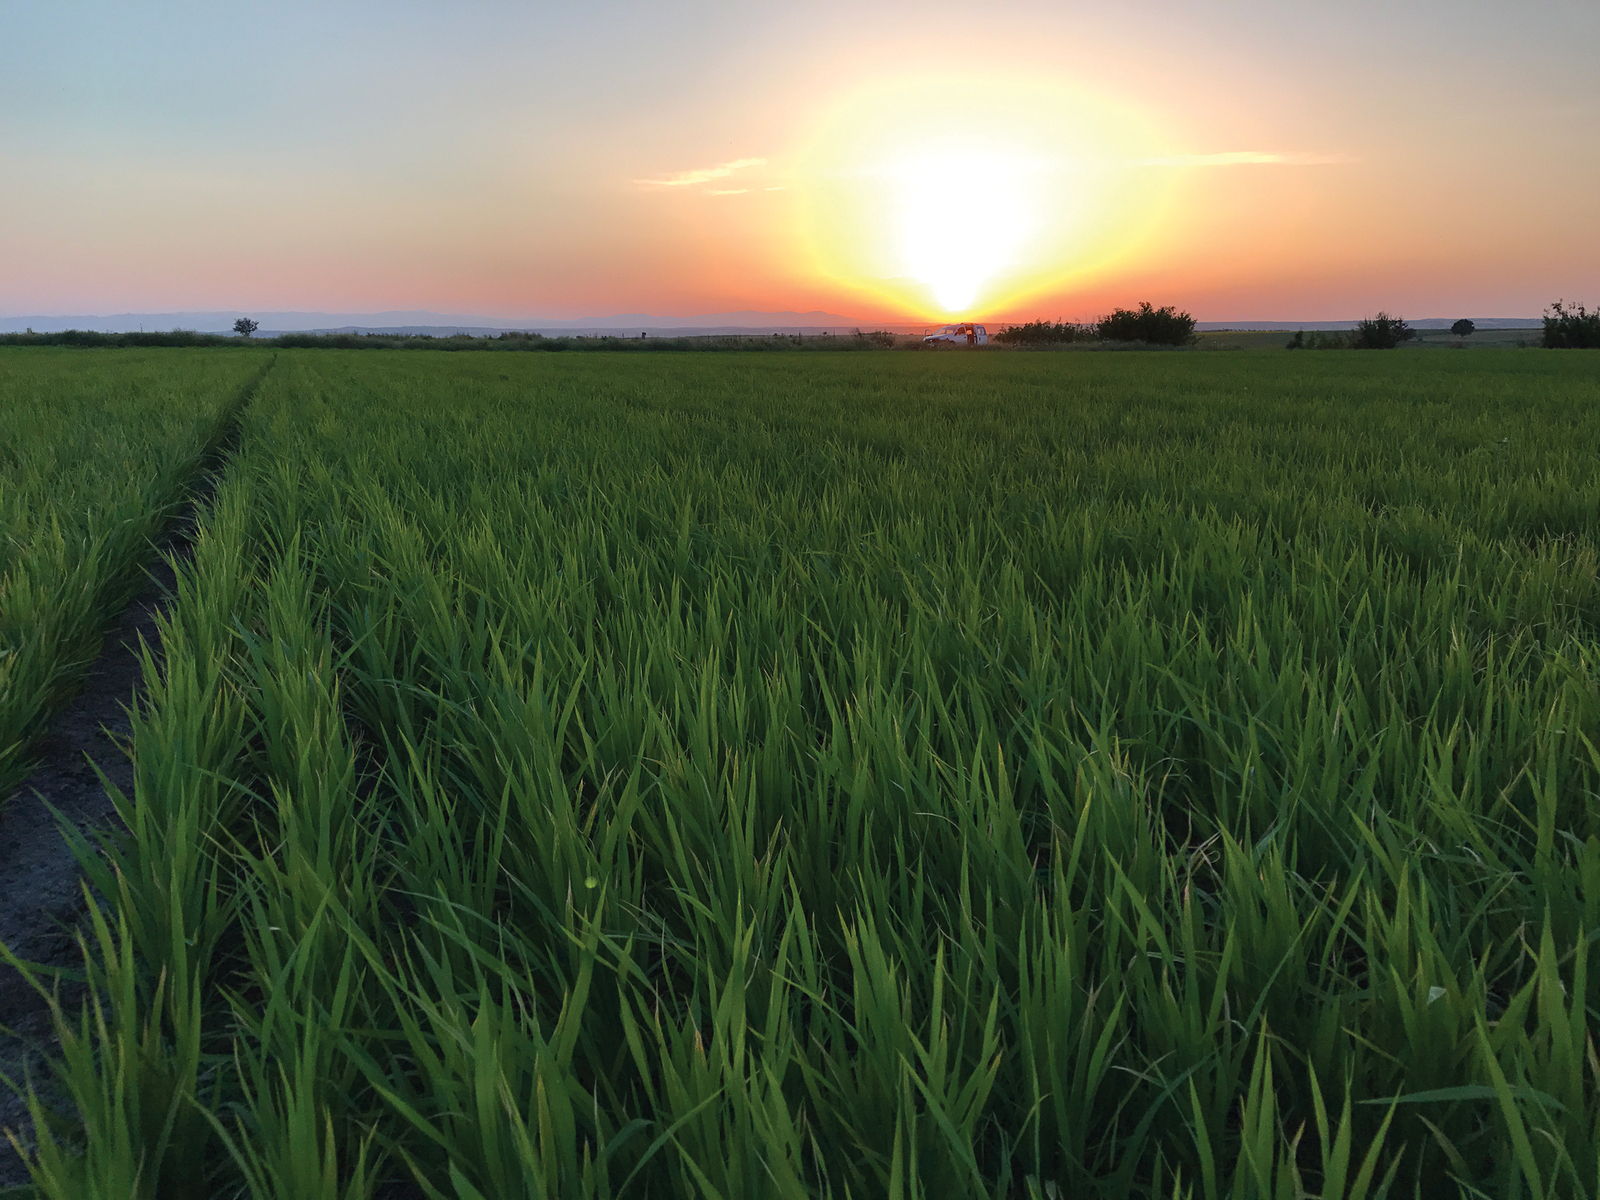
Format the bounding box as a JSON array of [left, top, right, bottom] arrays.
[[1450, 319, 1475, 338], [233, 317, 259, 338], [1095, 302, 1195, 346], [1349, 312, 1414, 350]]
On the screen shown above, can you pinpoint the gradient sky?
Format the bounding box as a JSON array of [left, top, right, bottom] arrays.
[[3, 0, 1597, 322]]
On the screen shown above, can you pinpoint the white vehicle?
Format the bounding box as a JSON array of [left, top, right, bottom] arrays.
[[923, 323, 988, 345]]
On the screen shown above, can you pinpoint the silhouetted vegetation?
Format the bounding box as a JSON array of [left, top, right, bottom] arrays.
[[233, 317, 259, 338], [993, 319, 1090, 345], [0, 329, 901, 353], [1095, 302, 1195, 345], [1349, 312, 1415, 349], [0, 329, 235, 348], [1285, 330, 1350, 350], [1451, 318, 1476, 338], [1542, 300, 1600, 349]]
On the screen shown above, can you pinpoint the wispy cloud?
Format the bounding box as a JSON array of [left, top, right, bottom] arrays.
[[636, 157, 767, 188], [708, 188, 749, 195], [1135, 151, 1355, 167]]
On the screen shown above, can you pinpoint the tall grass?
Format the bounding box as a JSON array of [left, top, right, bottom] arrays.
[[0, 349, 270, 797], [10, 348, 1600, 1197]]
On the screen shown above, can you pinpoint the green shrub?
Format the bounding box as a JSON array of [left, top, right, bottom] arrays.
[[1349, 313, 1415, 349], [993, 320, 1088, 346], [1095, 302, 1195, 345], [0, 329, 237, 348], [1286, 330, 1349, 350], [1543, 300, 1600, 348]]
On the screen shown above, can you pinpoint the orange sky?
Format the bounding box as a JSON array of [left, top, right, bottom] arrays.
[[3, 1, 1597, 322]]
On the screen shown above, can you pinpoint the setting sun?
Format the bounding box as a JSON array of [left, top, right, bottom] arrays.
[[795, 76, 1172, 318], [889, 150, 1034, 311], [2, 3, 1593, 327]]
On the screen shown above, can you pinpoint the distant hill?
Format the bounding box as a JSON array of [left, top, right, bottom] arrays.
[[0, 309, 886, 336], [0, 310, 502, 334], [0, 310, 1546, 336], [1195, 319, 1543, 331]]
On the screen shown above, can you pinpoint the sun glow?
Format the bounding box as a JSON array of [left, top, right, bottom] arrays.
[[890, 150, 1034, 311], [796, 77, 1173, 319]]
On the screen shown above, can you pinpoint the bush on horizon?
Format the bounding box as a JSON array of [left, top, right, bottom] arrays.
[[0, 329, 236, 349], [1543, 300, 1600, 348], [993, 319, 1090, 346], [1349, 312, 1415, 349], [1285, 330, 1350, 350], [1095, 302, 1195, 345], [0, 329, 897, 353]]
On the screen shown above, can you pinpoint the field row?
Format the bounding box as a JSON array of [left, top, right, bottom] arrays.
[[4, 347, 1599, 1198], [0, 351, 269, 797]]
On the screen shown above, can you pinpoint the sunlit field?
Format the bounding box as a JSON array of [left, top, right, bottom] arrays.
[[6, 348, 1600, 1199]]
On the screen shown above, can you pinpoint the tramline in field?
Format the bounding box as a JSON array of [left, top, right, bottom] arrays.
[[0, 350, 268, 798], [3, 347, 1599, 1198]]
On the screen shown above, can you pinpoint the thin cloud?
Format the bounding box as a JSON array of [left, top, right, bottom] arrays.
[[636, 157, 766, 188], [708, 188, 750, 195], [1135, 151, 1355, 167]]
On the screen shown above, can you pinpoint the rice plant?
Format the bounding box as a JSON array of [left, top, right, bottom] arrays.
[[0, 348, 270, 798], [10, 346, 1600, 1197]]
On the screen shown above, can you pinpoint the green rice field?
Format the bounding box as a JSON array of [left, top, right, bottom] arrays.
[[3, 346, 1598, 1198], [0, 352, 267, 796]]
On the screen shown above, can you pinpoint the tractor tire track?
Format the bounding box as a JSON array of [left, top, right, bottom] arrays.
[[0, 361, 271, 1189]]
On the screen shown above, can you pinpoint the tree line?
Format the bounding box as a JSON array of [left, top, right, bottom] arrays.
[[994, 302, 1197, 346]]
